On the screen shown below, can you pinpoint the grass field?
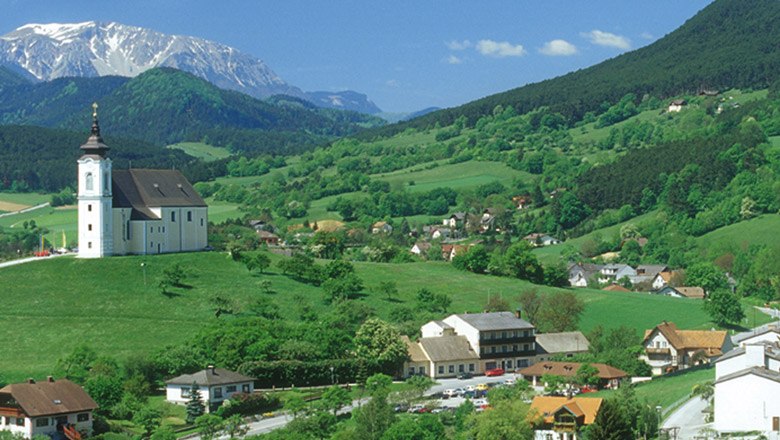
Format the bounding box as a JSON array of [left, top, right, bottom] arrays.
[[591, 366, 714, 412], [2, 249, 771, 383], [694, 214, 780, 258], [375, 161, 529, 193], [167, 142, 232, 162], [0, 192, 51, 213]]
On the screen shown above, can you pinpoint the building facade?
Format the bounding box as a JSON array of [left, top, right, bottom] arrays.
[[165, 367, 255, 412], [443, 311, 536, 371]]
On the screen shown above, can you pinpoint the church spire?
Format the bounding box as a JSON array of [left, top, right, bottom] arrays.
[[80, 102, 109, 157]]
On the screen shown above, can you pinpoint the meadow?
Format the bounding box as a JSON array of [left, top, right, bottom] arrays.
[[166, 142, 232, 162], [0, 251, 770, 382]]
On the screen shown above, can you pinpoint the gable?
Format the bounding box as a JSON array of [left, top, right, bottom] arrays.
[[113, 169, 206, 220]]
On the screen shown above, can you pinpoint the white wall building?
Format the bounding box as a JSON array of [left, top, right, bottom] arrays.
[[0, 378, 97, 439], [714, 343, 780, 434], [165, 367, 255, 412], [443, 311, 536, 371], [77, 105, 208, 258]]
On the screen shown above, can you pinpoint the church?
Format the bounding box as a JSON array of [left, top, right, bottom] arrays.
[[77, 104, 208, 258]]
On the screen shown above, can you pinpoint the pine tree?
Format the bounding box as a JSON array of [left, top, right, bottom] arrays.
[[186, 382, 206, 424], [587, 398, 633, 440]]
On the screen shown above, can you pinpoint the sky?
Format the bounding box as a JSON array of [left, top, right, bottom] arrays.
[[0, 1, 714, 113]]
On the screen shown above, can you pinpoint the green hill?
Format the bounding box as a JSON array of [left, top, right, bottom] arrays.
[[0, 252, 770, 382], [362, 0, 780, 139]]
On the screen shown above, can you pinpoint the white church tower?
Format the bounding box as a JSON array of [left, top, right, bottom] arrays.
[[77, 103, 113, 258]]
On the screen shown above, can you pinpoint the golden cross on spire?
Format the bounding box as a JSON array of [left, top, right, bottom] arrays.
[[92, 102, 98, 119]]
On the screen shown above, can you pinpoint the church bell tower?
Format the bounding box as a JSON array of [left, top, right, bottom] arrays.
[[77, 103, 113, 258]]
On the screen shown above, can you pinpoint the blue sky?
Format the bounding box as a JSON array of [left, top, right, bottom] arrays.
[[0, 1, 713, 112]]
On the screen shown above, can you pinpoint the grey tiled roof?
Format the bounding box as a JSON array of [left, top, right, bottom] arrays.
[[715, 366, 780, 385], [536, 332, 590, 355], [113, 169, 206, 220], [454, 312, 534, 331], [419, 335, 479, 362], [166, 368, 255, 386]]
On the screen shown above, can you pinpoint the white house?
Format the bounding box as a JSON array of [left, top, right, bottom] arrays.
[[443, 311, 536, 371], [668, 99, 687, 112], [77, 105, 208, 258], [732, 325, 780, 347], [641, 321, 731, 375], [0, 377, 97, 439], [714, 342, 780, 434], [165, 367, 255, 412], [402, 335, 480, 379], [523, 233, 560, 247]]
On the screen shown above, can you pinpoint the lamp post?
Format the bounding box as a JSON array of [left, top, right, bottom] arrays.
[[330, 366, 335, 385], [141, 262, 147, 286]]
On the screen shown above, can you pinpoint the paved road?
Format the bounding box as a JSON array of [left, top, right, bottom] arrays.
[[0, 252, 72, 269], [0, 202, 49, 219], [662, 396, 711, 440]]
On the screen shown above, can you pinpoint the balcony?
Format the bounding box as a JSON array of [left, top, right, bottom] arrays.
[[0, 407, 24, 418], [553, 421, 578, 432], [646, 347, 670, 355], [480, 335, 535, 345], [480, 349, 536, 360]]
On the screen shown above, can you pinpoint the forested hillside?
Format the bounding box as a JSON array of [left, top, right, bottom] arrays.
[[360, 0, 780, 139]]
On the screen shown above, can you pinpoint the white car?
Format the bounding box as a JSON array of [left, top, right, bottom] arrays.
[[503, 378, 516, 386], [465, 385, 476, 392], [443, 389, 459, 398]]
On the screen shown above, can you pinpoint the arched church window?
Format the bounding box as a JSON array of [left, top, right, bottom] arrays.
[[85, 173, 94, 191], [104, 172, 109, 191]]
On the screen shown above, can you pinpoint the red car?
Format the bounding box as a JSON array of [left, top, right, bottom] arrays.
[[485, 368, 505, 377]]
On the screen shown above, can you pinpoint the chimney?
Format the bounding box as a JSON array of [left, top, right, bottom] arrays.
[[515, 308, 522, 319], [27, 378, 35, 384], [208, 365, 216, 374], [47, 376, 54, 383]]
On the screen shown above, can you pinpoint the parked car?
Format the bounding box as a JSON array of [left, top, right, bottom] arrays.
[[457, 372, 474, 380], [503, 378, 516, 386], [475, 383, 489, 391], [465, 385, 476, 392], [394, 404, 409, 413], [408, 404, 430, 414], [443, 388, 464, 398], [485, 368, 505, 377]]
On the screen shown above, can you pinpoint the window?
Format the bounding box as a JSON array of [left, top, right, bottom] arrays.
[[36, 418, 49, 427], [469, 364, 475, 372], [513, 344, 519, 352], [524, 344, 530, 351], [85, 173, 93, 191], [126, 220, 131, 240], [87, 242, 92, 249], [88, 224, 92, 231], [501, 331, 507, 339], [150, 227, 153, 233], [502, 345, 508, 353], [523, 330, 529, 337], [188, 211, 192, 222], [16, 418, 24, 426], [419, 367, 425, 375], [226, 385, 237, 393], [517, 359, 529, 368], [200, 219, 204, 227], [409, 367, 415, 375], [506, 360, 513, 369], [171, 212, 176, 222], [180, 387, 190, 398], [448, 365, 455, 373], [88, 204, 92, 212], [491, 347, 496, 354], [213, 387, 223, 399], [438, 366, 444, 374], [242, 384, 250, 393], [459, 364, 465, 373], [77, 413, 89, 422]]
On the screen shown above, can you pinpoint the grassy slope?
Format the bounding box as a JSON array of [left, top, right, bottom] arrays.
[[166, 142, 232, 162], [0, 192, 51, 207], [694, 214, 780, 258], [591, 367, 714, 410], [0, 252, 771, 382], [375, 161, 528, 193]]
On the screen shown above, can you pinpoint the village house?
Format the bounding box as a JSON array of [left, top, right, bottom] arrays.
[[598, 264, 636, 284], [77, 105, 208, 258], [602, 283, 631, 292], [512, 196, 529, 210], [371, 221, 393, 234], [256, 230, 280, 246], [431, 227, 452, 240], [519, 362, 627, 389], [0, 377, 98, 440], [479, 209, 497, 233], [714, 341, 780, 434], [655, 286, 706, 299], [534, 332, 590, 363], [651, 271, 674, 290], [528, 396, 603, 440], [165, 366, 255, 412], [523, 233, 560, 247], [442, 212, 466, 229], [732, 325, 780, 347], [410, 242, 432, 258], [640, 321, 732, 375], [629, 264, 667, 285], [567, 263, 604, 288], [668, 99, 687, 112], [401, 331, 480, 379]]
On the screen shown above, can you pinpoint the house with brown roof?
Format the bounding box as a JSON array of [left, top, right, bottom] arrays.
[[410, 242, 432, 257], [0, 377, 98, 439], [77, 109, 208, 258], [371, 221, 393, 234], [641, 321, 732, 375], [519, 362, 627, 389], [602, 283, 631, 292], [528, 396, 603, 440], [668, 99, 687, 112], [256, 230, 280, 246], [656, 286, 706, 299], [165, 366, 255, 412]]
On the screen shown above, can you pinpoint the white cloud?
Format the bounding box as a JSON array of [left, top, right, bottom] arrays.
[[385, 79, 399, 88], [475, 39, 526, 58], [446, 54, 463, 64], [581, 30, 630, 50], [539, 39, 578, 56], [446, 40, 472, 51], [640, 32, 654, 40]]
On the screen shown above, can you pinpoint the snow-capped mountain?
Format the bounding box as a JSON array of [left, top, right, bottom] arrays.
[[305, 90, 382, 114], [0, 21, 305, 99]]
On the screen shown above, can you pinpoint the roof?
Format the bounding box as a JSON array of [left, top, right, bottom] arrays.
[[402, 336, 429, 363], [732, 326, 780, 345], [452, 311, 534, 331], [257, 230, 278, 239], [529, 396, 603, 425], [412, 242, 432, 251], [166, 368, 255, 386], [419, 335, 479, 362], [430, 320, 453, 330], [670, 99, 687, 106], [656, 271, 673, 283], [676, 287, 706, 299], [602, 284, 630, 292], [372, 221, 389, 228], [519, 362, 627, 380], [0, 379, 98, 417], [716, 342, 780, 364], [535, 332, 590, 355], [636, 265, 667, 277], [644, 322, 728, 354], [450, 212, 466, 220], [714, 366, 780, 385], [113, 169, 206, 220]]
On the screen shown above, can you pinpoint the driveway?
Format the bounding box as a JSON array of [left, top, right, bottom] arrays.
[[0, 252, 72, 269], [662, 396, 711, 440]]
